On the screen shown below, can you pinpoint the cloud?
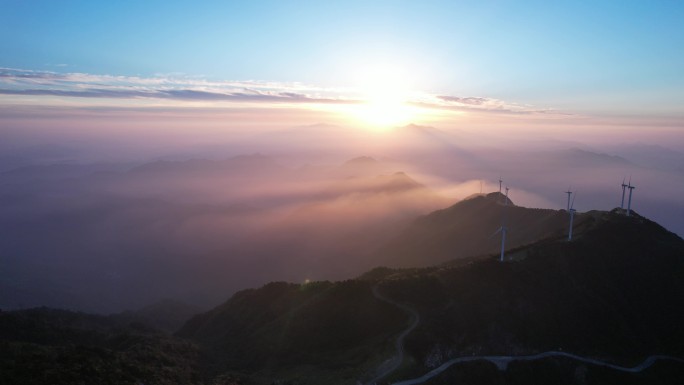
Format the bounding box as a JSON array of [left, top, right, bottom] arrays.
[[408, 93, 565, 115], [0, 87, 359, 104], [0, 67, 559, 114], [0, 88, 150, 98], [437, 95, 489, 105], [0, 68, 68, 80], [0, 67, 363, 105]]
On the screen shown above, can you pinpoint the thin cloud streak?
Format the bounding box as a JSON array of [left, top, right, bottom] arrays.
[[438, 96, 490, 105], [0, 67, 553, 114], [0, 87, 359, 104], [408, 99, 560, 116], [0, 67, 350, 98]]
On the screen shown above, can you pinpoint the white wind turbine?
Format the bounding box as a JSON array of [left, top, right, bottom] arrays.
[[493, 224, 508, 262], [568, 192, 576, 241], [620, 177, 627, 209], [565, 187, 572, 211], [493, 186, 510, 261], [626, 178, 636, 216]]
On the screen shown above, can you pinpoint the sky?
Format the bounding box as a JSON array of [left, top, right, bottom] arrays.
[[1, 0, 683, 128]]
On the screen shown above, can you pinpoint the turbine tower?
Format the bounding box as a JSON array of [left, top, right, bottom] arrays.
[[493, 184, 510, 262], [565, 187, 572, 211], [568, 192, 576, 241], [499, 177, 503, 193], [620, 177, 627, 209], [626, 179, 636, 216], [494, 225, 508, 262]]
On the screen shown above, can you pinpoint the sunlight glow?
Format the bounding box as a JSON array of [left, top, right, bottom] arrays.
[[349, 63, 420, 129], [353, 99, 416, 128]]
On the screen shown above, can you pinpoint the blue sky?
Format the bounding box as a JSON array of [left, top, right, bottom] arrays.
[[1, 0, 683, 117]]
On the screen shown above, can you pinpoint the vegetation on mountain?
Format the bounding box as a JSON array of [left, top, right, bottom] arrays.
[[375, 209, 684, 383], [0, 308, 200, 385], [178, 280, 407, 384]]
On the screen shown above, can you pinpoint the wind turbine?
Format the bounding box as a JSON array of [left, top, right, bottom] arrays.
[[499, 177, 502, 193], [568, 192, 576, 241], [565, 187, 572, 211], [620, 177, 627, 209], [493, 183, 509, 261], [626, 178, 635, 216], [493, 225, 508, 262]]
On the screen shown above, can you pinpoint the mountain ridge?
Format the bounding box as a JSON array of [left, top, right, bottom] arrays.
[[373, 191, 580, 268], [174, 201, 684, 384]]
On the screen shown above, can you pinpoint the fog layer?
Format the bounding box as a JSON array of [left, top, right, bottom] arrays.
[[1, 121, 682, 313]]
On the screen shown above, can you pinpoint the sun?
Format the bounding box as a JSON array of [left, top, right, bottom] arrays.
[[354, 91, 415, 128], [348, 64, 420, 129]]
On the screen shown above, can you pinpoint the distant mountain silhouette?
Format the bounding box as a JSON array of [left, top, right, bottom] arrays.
[[0, 162, 130, 184], [335, 156, 386, 177], [116, 298, 203, 333], [554, 148, 631, 167], [610, 143, 684, 172], [235, 170, 450, 282], [342, 155, 378, 166], [483, 148, 632, 175], [317, 170, 429, 198]]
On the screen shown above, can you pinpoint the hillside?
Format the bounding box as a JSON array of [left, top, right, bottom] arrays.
[[176, 206, 684, 384], [0, 307, 200, 385], [115, 299, 203, 333], [374, 209, 684, 383], [375, 192, 580, 267], [177, 280, 407, 384]]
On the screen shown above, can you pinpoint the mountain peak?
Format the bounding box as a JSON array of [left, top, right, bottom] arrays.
[[373, 171, 425, 193], [402, 123, 436, 130], [343, 156, 378, 166], [485, 191, 515, 206], [460, 191, 515, 206]]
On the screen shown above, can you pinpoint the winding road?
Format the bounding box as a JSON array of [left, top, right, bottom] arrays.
[[391, 352, 684, 385], [392, 351, 684, 385], [366, 285, 420, 385], [369, 284, 684, 385]]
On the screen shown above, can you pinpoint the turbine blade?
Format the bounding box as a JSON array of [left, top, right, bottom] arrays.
[[570, 191, 576, 209]]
